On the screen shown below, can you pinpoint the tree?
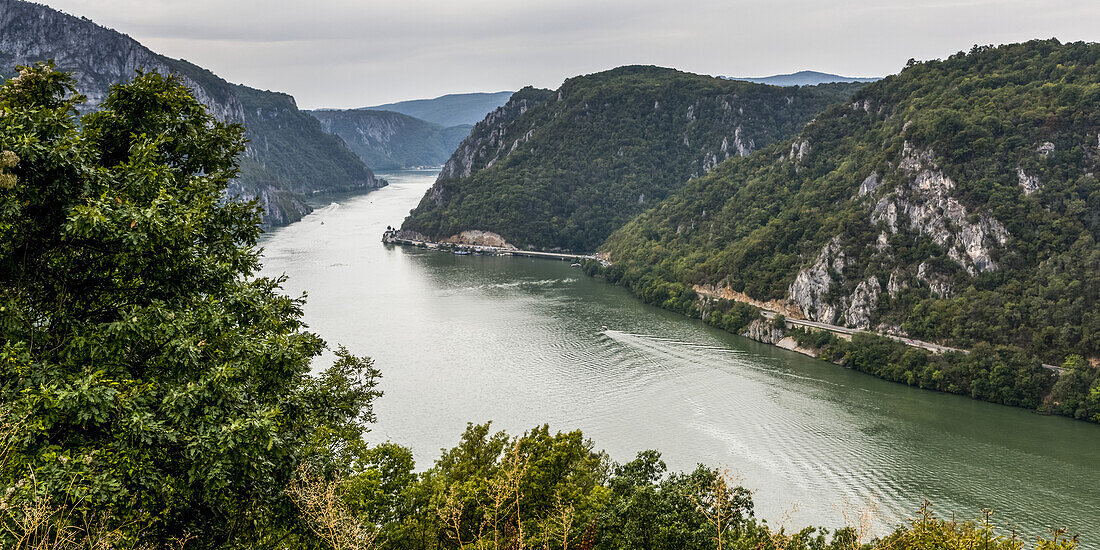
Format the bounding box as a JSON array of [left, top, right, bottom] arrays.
[[0, 63, 378, 548]]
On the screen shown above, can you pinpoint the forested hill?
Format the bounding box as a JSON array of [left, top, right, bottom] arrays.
[[400, 66, 865, 252], [602, 40, 1100, 368], [0, 0, 383, 226], [308, 108, 472, 170]]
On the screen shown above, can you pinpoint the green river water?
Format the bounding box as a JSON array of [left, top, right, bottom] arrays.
[[260, 169, 1100, 542]]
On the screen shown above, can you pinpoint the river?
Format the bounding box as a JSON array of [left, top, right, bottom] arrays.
[[259, 169, 1100, 542]]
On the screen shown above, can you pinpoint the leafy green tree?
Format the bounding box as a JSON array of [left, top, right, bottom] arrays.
[[0, 63, 378, 548]]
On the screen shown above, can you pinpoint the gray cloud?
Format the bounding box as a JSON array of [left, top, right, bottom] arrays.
[[38, 0, 1100, 109]]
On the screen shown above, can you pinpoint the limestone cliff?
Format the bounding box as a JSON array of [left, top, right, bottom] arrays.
[[436, 87, 555, 181]]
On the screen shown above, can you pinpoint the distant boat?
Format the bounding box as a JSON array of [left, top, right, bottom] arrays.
[[454, 250, 470, 255], [570, 262, 581, 268]]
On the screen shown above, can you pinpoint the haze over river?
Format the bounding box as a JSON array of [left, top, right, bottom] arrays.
[[260, 170, 1100, 542]]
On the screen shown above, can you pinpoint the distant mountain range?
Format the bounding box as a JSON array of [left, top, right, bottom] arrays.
[[308, 109, 473, 170], [0, 0, 383, 226], [725, 70, 880, 86], [360, 91, 514, 127]]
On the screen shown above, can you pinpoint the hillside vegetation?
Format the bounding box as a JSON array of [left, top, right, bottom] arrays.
[[599, 40, 1100, 422], [401, 67, 865, 252]]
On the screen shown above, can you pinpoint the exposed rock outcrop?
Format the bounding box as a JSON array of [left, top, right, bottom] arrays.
[[916, 262, 954, 298], [0, 1, 242, 121], [789, 141, 1013, 328], [441, 230, 515, 248], [873, 142, 1009, 275], [788, 236, 845, 323], [886, 269, 907, 298], [841, 277, 881, 329], [743, 319, 785, 345], [789, 139, 811, 161], [436, 90, 552, 182], [1017, 166, 1043, 195], [858, 172, 882, 196], [693, 283, 804, 318]]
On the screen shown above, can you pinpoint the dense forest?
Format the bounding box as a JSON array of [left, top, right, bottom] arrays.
[[596, 40, 1100, 423], [0, 64, 1083, 548], [401, 67, 865, 252]]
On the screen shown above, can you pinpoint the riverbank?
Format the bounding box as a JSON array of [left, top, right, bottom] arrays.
[[381, 232, 1071, 381], [581, 259, 1099, 426]]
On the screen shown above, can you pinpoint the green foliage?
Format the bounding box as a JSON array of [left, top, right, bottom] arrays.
[[602, 40, 1100, 422], [403, 67, 865, 252], [793, 332, 1057, 409], [0, 63, 379, 548], [1, 62, 1086, 550], [877, 504, 1078, 550], [351, 427, 873, 550], [596, 451, 756, 550], [706, 299, 762, 335], [335, 428, 1079, 550]]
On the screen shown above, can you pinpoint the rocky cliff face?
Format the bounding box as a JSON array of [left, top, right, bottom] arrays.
[[789, 140, 1012, 329], [742, 319, 785, 345], [436, 87, 553, 181], [0, 0, 382, 226], [309, 109, 471, 170]]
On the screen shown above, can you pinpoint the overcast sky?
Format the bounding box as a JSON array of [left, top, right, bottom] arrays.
[[36, 0, 1100, 110]]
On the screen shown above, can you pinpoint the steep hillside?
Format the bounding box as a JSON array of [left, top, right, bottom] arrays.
[[0, 0, 382, 226], [361, 91, 513, 127], [729, 71, 879, 86], [401, 67, 865, 252], [308, 109, 471, 170], [602, 41, 1099, 383]]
